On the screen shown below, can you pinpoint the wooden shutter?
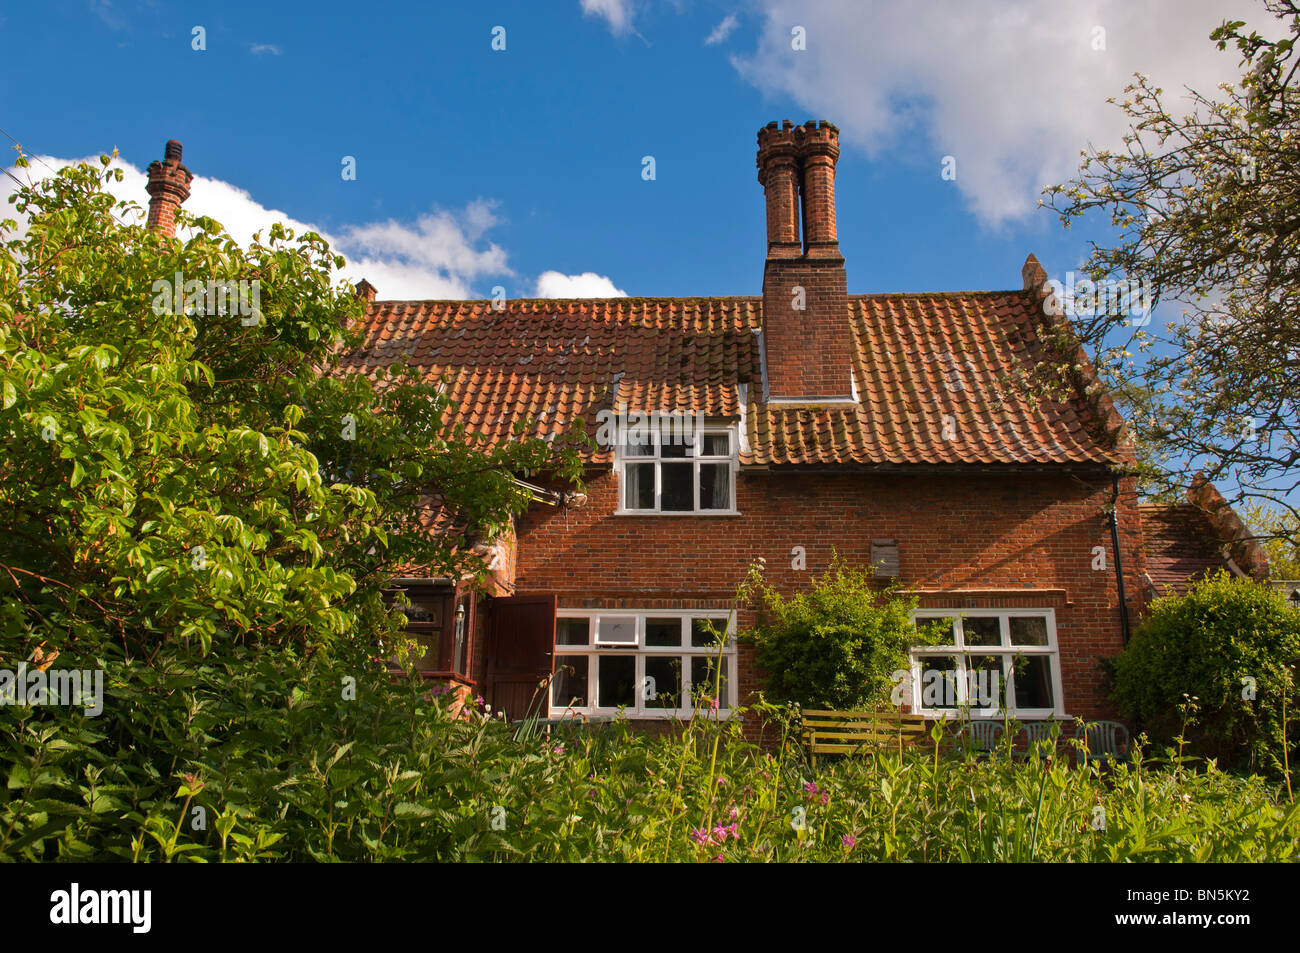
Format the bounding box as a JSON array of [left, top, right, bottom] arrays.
[[484, 594, 557, 721]]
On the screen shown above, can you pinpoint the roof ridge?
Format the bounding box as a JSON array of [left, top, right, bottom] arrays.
[[363, 291, 1024, 308], [849, 289, 1024, 299]]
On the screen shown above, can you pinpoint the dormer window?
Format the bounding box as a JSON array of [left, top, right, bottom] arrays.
[[616, 421, 737, 514]]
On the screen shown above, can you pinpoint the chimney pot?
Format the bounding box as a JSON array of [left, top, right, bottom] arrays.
[[164, 140, 183, 162]]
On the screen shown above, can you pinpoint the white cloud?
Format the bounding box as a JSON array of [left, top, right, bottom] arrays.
[[338, 201, 513, 299], [0, 152, 514, 301], [705, 13, 739, 46], [535, 270, 627, 298], [733, 0, 1282, 227], [580, 0, 637, 35], [1, 152, 628, 302], [249, 43, 282, 56]]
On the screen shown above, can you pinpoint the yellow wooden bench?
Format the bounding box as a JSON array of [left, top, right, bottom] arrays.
[[801, 708, 931, 765]]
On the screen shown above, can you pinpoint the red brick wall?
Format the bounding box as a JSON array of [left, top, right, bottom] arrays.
[[503, 466, 1145, 733], [761, 257, 853, 398]]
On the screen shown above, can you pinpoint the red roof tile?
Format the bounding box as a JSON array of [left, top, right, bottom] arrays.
[[338, 292, 1124, 467], [1138, 503, 1237, 596]]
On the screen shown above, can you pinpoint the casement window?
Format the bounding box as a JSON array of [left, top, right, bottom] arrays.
[[907, 610, 1066, 719], [616, 424, 737, 514], [549, 611, 736, 718], [387, 582, 471, 677]]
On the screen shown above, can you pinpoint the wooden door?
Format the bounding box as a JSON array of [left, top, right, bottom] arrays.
[[484, 594, 557, 721]]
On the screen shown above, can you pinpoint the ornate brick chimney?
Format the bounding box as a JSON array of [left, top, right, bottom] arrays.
[[145, 140, 193, 237], [757, 120, 853, 402]]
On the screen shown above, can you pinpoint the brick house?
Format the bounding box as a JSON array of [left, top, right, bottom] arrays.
[[338, 118, 1156, 731], [140, 125, 1260, 731]]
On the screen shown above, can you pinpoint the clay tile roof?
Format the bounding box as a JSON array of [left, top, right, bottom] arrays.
[[1137, 475, 1269, 596], [1138, 503, 1238, 596], [338, 292, 1124, 468]]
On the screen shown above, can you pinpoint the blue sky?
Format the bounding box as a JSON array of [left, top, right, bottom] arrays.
[[0, 0, 1263, 303]]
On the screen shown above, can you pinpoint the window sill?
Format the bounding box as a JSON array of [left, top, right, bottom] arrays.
[[917, 711, 1071, 721], [613, 510, 743, 517], [547, 709, 735, 720]]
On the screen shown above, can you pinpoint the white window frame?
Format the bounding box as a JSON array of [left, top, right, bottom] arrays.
[[549, 611, 737, 719], [614, 423, 739, 515], [907, 608, 1067, 720]]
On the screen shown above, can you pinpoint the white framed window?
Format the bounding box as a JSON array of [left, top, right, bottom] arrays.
[[550, 611, 736, 718], [907, 609, 1066, 720], [615, 423, 737, 514]]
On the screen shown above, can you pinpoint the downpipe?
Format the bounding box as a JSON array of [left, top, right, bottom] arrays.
[[1109, 472, 1132, 647]]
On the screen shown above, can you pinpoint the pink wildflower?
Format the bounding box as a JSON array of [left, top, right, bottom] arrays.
[[842, 833, 856, 850]]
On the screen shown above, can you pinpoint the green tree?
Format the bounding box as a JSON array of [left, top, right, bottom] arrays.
[[1242, 500, 1300, 578], [1045, 0, 1300, 533], [0, 152, 584, 663]]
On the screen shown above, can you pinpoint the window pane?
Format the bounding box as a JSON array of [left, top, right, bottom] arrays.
[[552, 656, 588, 708], [646, 618, 682, 646], [699, 463, 730, 510], [597, 616, 637, 645], [658, 416, 696, 456], [917, 655, 959, 710], [966, 655, 1006, 712], [690, 656, 730, 708], [1009, 616, 1049, 646], [556, 618, 590, 646], [701, 433, 729, 456], [660, 437, 689, 459], [623, 425, 654, 456], [597, 655, 635, 708], [691, 617, 726, 647], [1012, 655, 1055, 709], [915, 616, 956, 646], [961, 616, 1001, 647], [661, 463, 694, 511], [400, 595, 443, 625], [625, 462, 655, 509], [644, 656, 682, 709]]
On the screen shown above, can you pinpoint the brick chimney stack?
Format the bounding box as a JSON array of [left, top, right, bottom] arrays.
[[355, 278, 378, 303], [756, 121, 801, 260], [145, 140, 193, 237], [757, 120, 852, 402], [798, 122, 841, 256]]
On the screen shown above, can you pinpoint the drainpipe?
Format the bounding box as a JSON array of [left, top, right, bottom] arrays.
[[1109, 472, 1132, 647]]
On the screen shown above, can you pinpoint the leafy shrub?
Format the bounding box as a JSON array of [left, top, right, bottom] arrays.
[[743, 559, 926, 709], [5, 650, 1298, 862], [1111, 571, 1300, 776]]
